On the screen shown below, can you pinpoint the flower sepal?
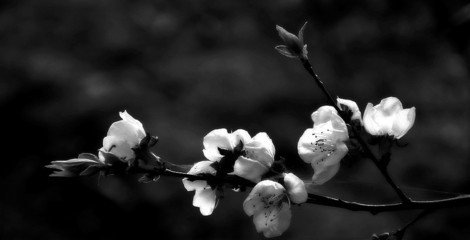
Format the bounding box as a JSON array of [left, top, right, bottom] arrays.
[[133, 134, 164, 169], [215, 140, 245, 176]]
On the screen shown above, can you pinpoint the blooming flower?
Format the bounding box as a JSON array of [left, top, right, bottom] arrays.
[[202, 128, 275, 182], [337, 97, 362, 123], [100, 111, 146, 162], [363, 97, 416, 139], [182, 161, 218, 216], [297, 106, 349, 184], [243, 173, 307, 238]]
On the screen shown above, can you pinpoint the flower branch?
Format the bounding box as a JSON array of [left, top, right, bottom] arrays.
[[276, 23, 411, 203], [115, 155, 470, 216]]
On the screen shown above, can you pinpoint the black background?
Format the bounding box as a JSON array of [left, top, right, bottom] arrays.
[[1, 0, 470, 239]]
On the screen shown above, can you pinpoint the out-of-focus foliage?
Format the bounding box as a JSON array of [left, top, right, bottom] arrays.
[[1, 0, 469, 239]]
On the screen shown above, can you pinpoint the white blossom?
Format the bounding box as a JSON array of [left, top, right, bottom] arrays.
[[243, 174, 307, 238], [202, 129, 275, 182], [298, 106, 349, 184], [182, 161, 217, 216], [363, 97, 416, 139], [233, 132, 275, 182], [99, 111, 146, 162], [283, 173, 308, 204]]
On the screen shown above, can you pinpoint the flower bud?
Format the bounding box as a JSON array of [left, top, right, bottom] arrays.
[[363, 97, 416, 139], [275, 22, 308, 59], [283, 173, 308, 204], [100, 111, 146, 162]]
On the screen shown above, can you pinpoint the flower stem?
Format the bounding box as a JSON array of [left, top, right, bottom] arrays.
[[305, 193, 470, 214], [300, 58, 341, 112], [130, 157, 470, 215], [299, 57, 411, 203]]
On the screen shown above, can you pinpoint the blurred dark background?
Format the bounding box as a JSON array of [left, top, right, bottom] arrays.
[[1, 0, 470, 239]]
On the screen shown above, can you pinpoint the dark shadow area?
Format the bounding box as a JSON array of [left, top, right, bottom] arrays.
[[1, 0, 469, 239]]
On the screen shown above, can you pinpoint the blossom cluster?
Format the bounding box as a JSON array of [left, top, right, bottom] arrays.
[[47, 95, 415, 238]]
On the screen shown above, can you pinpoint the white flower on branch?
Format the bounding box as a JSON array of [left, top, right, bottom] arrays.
[[182, 161, 218, 216], [298, 106, 349, 185], [203, 128, 275, 182], [363, 97, 416, 139], [100, 111, 146, 162], [243, 173, 307, 238]]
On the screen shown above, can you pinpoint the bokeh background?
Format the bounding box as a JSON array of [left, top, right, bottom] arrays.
[[1, 0, 470, 239]]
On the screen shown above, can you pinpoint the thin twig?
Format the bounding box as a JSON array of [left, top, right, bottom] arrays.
[[135, 163, 470, 215], [300, 58, 341, 112]]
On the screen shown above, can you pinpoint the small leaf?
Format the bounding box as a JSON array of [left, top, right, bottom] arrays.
[[298, 21, 307, 43], [275, 45, 297, 58], [78, 153, 99, 162]]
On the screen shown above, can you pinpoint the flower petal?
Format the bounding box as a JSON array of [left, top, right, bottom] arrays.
[[376, 97, 403, 117], [231, 129, 252, 146], [193, 188, 217, 216], [392, 107, 416, 139], [187, 160, 217, 175], [283, 173, 308, 204], [202, 129, 233, 161], [310, 142, 348, 185], [102, 135, 135, 161], [119, 111, 146, 139], [363, 103, 382, 136], [243, 132, 275, 168], [243, 180, 285, 216], [232, 156, 269, 183], [107, 121, 142, 147], [337, 97, 362, 123], [311, 162, 340, 185], [297, 121, 348, 165], [183, 161, 216, 191], [311, 106, 348, 132], [183, 179, 208, 191], [253, 202, 291, 238]]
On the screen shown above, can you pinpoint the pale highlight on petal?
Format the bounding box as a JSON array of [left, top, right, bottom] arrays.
[[311, 106, 348, 132], [243, 132, 275, 167], [363, 97, 416, 139], [230, 131, 276, 182], [202, 129, 233, 162], [392, 107, 416, 139], [101, 135, 135, 161], [283, 173, 308, 204], [182, 161, 217, 216], [233, 157, 269, 183], [243, 180, 285, 216], [193, 188, 217, 216]]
